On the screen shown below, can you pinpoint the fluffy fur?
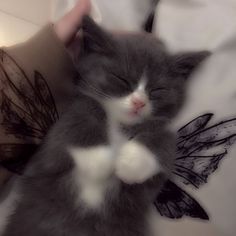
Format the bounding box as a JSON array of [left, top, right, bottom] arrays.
[[2, 17, 208, 236]]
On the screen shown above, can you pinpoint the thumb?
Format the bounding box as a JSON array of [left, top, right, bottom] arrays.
[[55, 0, 91, 45]]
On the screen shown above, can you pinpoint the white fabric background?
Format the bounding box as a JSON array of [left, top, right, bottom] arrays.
[[51, 0, 154, 30]]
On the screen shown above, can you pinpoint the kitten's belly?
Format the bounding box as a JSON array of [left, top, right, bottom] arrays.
[[68, 143, 124, 209], [68, 123, 127, 209]]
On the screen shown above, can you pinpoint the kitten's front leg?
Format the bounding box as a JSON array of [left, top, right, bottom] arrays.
[[115, 141, 161, 184]]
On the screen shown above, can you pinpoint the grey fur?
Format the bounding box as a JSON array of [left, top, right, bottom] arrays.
[[3, 17, 209, 236]]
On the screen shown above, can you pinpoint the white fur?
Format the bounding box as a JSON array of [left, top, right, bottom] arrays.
[[115, 141, 160, 184], [69, 146, 114, 208]]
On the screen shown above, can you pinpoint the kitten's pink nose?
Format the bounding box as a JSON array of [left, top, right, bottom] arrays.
[[132, 98, 146, 110]]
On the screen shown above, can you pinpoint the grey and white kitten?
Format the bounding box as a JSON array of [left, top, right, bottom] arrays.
[[3, 17, 208, 236]]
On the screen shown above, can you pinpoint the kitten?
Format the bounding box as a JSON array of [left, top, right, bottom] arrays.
[[3, 17, 209, 236]]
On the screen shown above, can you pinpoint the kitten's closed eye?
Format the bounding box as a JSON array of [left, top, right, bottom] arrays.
[[149, 87, 169, 99], [108, 71, 132, 90]]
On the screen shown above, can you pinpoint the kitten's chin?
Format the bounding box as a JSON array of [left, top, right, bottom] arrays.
[[112, 113, 145, 126], [106, 106, 149, 125]]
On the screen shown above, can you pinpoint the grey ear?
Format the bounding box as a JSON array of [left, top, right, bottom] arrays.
[[172, 51, 210, 79], [82, 16, 115, 54]]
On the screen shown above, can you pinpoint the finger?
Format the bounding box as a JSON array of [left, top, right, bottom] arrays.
[[55, 0, 91, 45], [68, 0, 91, 29]]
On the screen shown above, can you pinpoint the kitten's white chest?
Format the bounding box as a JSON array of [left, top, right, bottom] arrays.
[[68, 122, 126, 209], [109, 120, 127, 154]]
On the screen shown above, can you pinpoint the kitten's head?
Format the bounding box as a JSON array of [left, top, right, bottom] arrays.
[[75, 17, 209, 125]]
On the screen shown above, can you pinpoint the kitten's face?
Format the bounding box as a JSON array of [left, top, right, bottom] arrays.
[[75, 17, 209, 125], [104, 77, 152, 124]]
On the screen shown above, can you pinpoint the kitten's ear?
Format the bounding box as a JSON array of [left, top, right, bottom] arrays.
[[81, 16, 115, 54], [172, 51, 210, 79]]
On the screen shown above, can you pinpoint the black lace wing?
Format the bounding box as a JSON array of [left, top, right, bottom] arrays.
[[155, 180, 209, 220], [155, 113, 236, 220], [0, 50, 59, 172], [175, 113, 236, 188], [0, 50, 59, 139]]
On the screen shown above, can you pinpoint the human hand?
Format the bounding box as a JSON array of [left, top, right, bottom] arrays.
[[54, 0, 91, 46]]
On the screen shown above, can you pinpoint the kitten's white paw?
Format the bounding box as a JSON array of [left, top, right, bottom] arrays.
[[115, 141, 160, 184]]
